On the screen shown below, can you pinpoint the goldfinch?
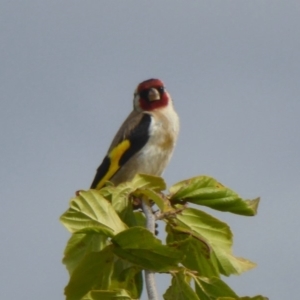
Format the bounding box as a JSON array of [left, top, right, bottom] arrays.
[[90, 78, 179, 189]]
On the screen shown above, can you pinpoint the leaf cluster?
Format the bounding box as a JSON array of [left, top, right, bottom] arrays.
[[60, 174, 267, 300]]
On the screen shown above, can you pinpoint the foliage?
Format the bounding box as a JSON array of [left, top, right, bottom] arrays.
[[60, 174, 268, 300]]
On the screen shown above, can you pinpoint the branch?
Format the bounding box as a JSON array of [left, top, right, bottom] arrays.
[[141, 199, 159, 300]]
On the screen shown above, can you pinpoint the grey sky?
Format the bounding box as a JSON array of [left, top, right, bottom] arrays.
[[1, 1, 299, 299]]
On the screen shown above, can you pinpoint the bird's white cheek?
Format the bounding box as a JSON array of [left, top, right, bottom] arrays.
[[133, 96, 142, 112]]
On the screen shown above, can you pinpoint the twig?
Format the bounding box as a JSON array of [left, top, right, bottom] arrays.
[[141, 199, 159, 300], [155, 203, 188, 220]]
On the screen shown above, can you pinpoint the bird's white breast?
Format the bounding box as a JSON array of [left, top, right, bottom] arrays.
[[111, 101, 179, 185], [139, 103, 179, 175]]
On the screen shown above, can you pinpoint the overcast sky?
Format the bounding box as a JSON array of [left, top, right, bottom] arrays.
[[1, 1, 299, 299]]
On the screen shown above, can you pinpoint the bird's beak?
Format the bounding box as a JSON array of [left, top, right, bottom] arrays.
[[148, 88, 160, 101]]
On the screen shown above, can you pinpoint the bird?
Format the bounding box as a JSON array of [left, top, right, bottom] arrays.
[[90, 78, 179, 190]]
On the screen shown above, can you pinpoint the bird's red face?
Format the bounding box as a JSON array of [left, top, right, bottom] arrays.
[[135, 78, 169, 111]]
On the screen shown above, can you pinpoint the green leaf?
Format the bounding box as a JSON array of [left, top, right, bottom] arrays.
[[167, 224, 211, 253], [134, 188, 171, 212], [215, 296, 268, 300], [174, 208, 256, 276], [169, 176, 259, 216], [98, 174, 166, 225], [65, 245, 115, 300], [133, 211, 146, 228], [107, 257, 142, 299], [130, 173, 166, 191], [193, 276, 238, 299], [112, 227, 183, 272], [238, 297, 269, 300], [60, 190, 127, 237], [163, 270, 200, 300], [110, 265, 143, 299], [63, 233, 108, 275], [83, 289, 132, 300], [168, 235, 220, 278], [99, 182, 133, 202], [99, 183, 137, 227]]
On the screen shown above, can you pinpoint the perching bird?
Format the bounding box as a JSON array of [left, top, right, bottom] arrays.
[[90, 78, 179, 190]]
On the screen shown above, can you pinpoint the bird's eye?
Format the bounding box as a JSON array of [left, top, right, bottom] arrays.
[[157, 86, 165, 94], [139, 90, 149, 99]]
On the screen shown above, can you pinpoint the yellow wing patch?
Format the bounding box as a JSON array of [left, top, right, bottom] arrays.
[[95, 139, 131, 189]]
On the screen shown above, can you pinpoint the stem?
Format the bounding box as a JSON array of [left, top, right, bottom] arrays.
[[141, 199, 159, 300]]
